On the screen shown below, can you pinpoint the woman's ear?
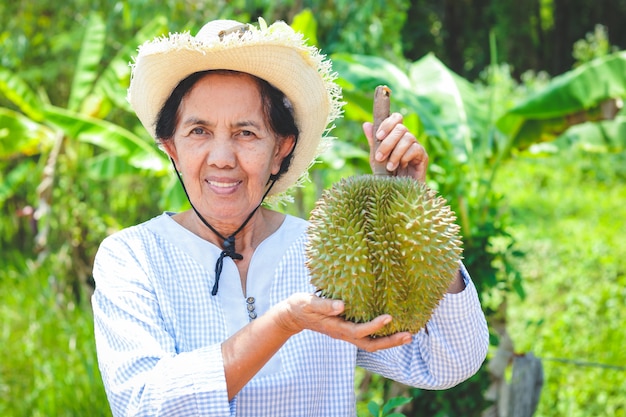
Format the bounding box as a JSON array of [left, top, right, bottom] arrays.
[[160, 140, 178, 165], [272, 135, 296, 175]]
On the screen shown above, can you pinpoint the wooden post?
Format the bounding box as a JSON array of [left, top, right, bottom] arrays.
[[508, 353, 544, 417], [482, 303, 544, 417]]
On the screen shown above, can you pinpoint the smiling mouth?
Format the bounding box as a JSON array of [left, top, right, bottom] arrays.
[[207, 179, 240, 188]]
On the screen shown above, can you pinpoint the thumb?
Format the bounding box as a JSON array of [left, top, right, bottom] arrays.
[[313, 296, 345, 316], [363, 122, 378, 167], [362, 121, 374, 147]]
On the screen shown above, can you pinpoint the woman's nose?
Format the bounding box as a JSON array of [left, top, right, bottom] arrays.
[[205, 138, 236, 169]]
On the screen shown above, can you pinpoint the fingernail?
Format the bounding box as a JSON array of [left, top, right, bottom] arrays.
[[332, 300, 343, 311], [375, 151, 384, 161], [376, 129, 384, 140], [382, 316, 391, 325], [386, 161, 396, 171]]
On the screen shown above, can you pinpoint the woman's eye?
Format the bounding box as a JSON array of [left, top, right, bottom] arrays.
[[191, 127, 205, 135], [236, 130, 258, 140]]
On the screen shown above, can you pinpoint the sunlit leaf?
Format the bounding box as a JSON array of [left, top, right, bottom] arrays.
[[0, 108, 54, 158], [68, 13, 106, 112], [93, 16, 168, 113], [382, 396, 412, 414], [408, 53, 491, 147], [87, 152, 144, 179], [333, 52, 493, 166], [367, 400, 381, 417], [319, 140, 369, 170], [0, 68, 44, 121], [290, 9, 319, 47], [332, 53, 411, 94], [331, 54, 437, 139], [497, 51, 626, 148], [43, 105, 167, 172], [558, 117, 626, 152]]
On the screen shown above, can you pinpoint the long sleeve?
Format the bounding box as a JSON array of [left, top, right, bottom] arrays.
[[92, 230, 232, 417], [356, 264, 489, 389]]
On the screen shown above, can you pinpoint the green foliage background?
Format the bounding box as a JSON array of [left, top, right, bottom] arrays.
[[1, 1, 625, 416], [500, 148, 626, 417]]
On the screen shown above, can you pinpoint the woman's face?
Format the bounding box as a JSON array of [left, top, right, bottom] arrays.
[[162, 72, 294, 224]]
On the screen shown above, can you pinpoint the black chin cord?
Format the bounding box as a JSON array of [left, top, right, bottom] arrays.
[[170, 158, 276, 295]]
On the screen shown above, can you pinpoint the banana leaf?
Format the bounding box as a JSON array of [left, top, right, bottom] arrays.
[[331, 53, 414, 122], [328, 53, 430, 165], [290, 9, 319, 48], [331, 52, 492, 164], [407, 53, 493, 161], [0, 67, 45, 122], [68, 13, 106, 112], [43, 105, 167, 173], [496, 51, 626, 150], [560, 116, 626, 152], [88, 152, 148, 179], [0, 108, 54, 158], [93, 16, 168, 114]]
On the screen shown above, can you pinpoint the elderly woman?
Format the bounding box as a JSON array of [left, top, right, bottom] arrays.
[[92, 18, 488, 417]]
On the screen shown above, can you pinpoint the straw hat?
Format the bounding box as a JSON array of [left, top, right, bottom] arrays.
[[128, 18, 343, 199]]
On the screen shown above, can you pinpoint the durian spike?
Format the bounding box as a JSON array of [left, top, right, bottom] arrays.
[[371, 85, 392, 177]]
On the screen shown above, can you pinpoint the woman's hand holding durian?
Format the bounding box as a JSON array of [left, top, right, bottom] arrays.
[[363, 112, 429, 182], [363, 113, 466, 295], [275, 293, 414, 350], [222, 292, 413, 400]]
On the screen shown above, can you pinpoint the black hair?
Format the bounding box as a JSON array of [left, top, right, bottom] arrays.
[[155, 70, 299, 181]]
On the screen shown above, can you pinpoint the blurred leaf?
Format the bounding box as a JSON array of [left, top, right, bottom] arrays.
[[331, 53, 438, 140], [68, 13, 106, 112], [0, 67, 45, 121], [559, 116, 626, 152], [93, 16, 168, 114], [368, 400, 381, 417], [333, 52, 497, 168], [43, 105, 167, 172], [332, 53, 411, 94], [319, 140, 369, 170], [160, 173, 190, 212], [290, 9, 318, 47], [0, 108, 54, 158], [382, 396, 412, 414], [497, 51, 626, 148], [408, 53, 493, 160], [87, 152, 145, 179], [0, 161, 34, 204]]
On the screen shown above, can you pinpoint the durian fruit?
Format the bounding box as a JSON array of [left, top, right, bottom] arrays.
[[306, 86, 463, 337]]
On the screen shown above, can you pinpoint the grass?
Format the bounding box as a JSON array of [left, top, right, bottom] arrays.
[[0, 254, 111, 417], [497, 148, 626, 417]]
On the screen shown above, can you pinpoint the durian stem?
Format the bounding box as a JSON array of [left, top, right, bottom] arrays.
[[372, 85, 392, 177]]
